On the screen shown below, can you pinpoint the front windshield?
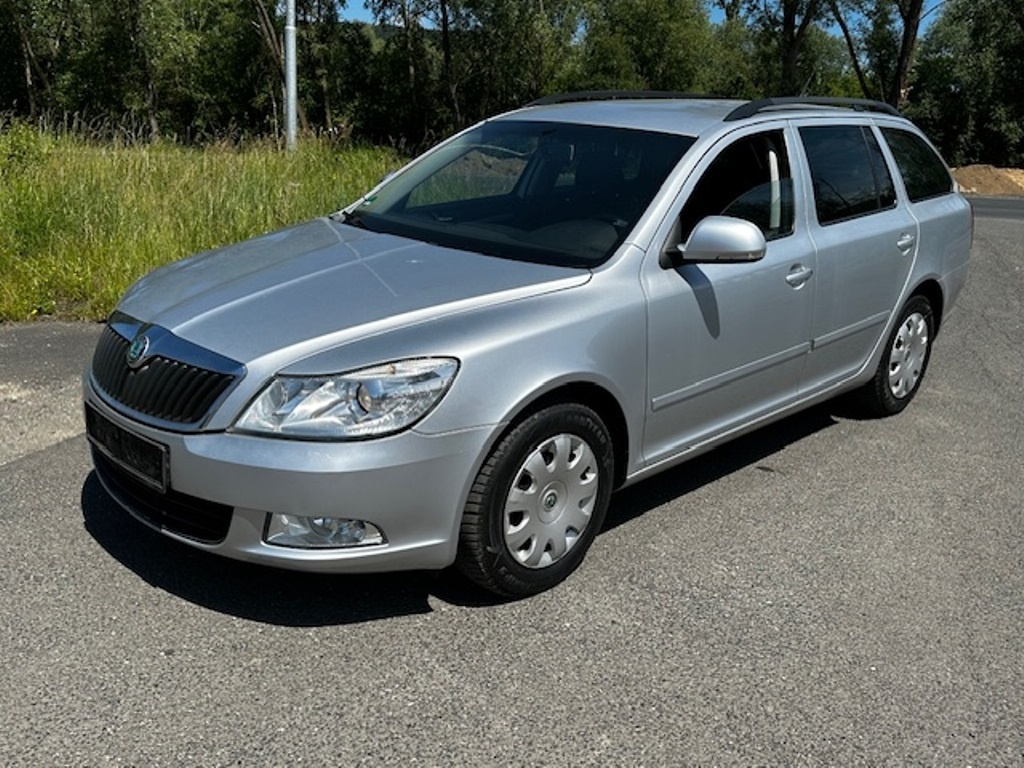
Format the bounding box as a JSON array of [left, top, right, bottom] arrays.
[[345, 120, 694, 267]]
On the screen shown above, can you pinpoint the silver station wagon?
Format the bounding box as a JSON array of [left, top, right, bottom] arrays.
[[84, 94, 973, 597]]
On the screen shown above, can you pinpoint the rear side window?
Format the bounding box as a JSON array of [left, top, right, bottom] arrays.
[[800, 125, 897, 225], [881, 128, 954, 202]]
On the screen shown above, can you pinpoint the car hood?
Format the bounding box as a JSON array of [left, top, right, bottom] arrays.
[[117, 216, 589, 365]]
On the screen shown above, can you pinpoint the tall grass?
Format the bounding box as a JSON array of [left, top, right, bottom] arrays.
[[0, 125, 402, 321]]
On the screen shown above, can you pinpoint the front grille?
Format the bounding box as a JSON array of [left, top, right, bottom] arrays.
[[92, 447, 234, 544], [91, 323, 242, 427]]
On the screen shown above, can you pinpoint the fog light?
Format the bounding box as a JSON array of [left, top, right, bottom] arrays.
[[264, 514, 385, 549]]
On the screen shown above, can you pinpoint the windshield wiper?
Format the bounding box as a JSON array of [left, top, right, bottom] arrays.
[[336, 209, 368, 229]]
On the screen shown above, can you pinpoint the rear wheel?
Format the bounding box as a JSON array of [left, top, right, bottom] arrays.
[[857, 295, 935, 417], [456, 404, 613, 598]]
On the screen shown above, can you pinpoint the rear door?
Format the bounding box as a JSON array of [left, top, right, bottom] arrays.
[[796, 122, 919, 392], [878, 125, 973, 312]]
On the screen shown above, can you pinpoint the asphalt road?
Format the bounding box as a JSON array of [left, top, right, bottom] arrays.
[[1, 213, 1022, 765], [971, 195, 1024, 220]]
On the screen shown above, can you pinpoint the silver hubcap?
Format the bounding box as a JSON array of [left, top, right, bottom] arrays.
[[503, 433, 599, 569], [888, 311, 929, 399]]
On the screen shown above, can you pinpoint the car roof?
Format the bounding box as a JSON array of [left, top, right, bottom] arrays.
[[499, 93, 905, 138], [502, 98, 745, 137]]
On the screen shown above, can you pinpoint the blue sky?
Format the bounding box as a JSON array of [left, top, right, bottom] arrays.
[[342, 1, 374, 23]]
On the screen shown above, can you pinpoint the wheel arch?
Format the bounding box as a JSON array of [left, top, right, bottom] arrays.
[[499, 382, 631, 490], [910, 278, 944, 335]]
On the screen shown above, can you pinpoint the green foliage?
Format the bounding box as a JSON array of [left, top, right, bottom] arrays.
[[908, 0, 1024, 167], [7, 0, 999, 153], [0, 0, 1014, 327], [0, 0, 1017, 279], [799, 25, 862, 97], [3, 0, 280, 141], [0, 135, 401, 320], [702, 18, 760, 98], [568, 0, 712, 92], [353, 0, 588, 148], [0, 120, 49, 174], [859, 0, 900, 102], [299, 13, 375, 134]]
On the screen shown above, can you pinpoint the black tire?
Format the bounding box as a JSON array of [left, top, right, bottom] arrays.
[[455, 403, 614, 598], [857, 295, 935, 417]]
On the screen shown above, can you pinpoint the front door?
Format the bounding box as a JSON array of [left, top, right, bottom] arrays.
[[641, 126, 816, 467]]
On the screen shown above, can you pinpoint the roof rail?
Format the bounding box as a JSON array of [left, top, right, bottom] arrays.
[[724, 97, 901, 121], [524, 92, 902, 120], [527, 91, 729, 107]]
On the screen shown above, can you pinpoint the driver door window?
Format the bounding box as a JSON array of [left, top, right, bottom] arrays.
[[678, 130, 794, 242]]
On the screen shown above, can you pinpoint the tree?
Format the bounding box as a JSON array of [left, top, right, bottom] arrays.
[[703, 11, 759, 97], [569, 0, 712, 92], [749, 0, 826, 94], [2, 0, 1016, 157], [1, 0, 84, 117], [362, 0, 436, 143], [910, 0, 1024, 165], [829, 0, 926, 107], [462, 0, 584, 109], [358, 0, 585, 145]]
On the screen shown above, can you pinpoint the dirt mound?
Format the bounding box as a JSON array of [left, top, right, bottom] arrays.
[[953, 165, 1024, 197]]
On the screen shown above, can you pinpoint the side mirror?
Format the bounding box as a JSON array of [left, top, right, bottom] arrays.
[[662, 216, 767, 268]]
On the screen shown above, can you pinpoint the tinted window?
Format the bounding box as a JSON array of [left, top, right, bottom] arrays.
[[800, 125, 897, 225], [347, 121, 693, 267], [679, 130, 794, 241], [881, 127, 954, 202]]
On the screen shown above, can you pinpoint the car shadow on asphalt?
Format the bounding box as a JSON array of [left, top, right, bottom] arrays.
[[603, 400, 842, 532], [81, 401, 841, 625]]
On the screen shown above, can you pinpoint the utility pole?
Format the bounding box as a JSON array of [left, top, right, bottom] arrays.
[[285, 0, 298, 151]]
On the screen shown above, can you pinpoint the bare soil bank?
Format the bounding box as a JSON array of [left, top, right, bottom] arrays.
[[953, 165, 1024, 196]]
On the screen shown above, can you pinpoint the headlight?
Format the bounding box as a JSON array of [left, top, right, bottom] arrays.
[[234, 357, 458, 439]]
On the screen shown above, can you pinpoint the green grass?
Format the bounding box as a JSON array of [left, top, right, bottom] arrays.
[[0, 127, 402, 321]]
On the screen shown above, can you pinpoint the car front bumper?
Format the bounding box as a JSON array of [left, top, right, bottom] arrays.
[[84, 379, 494, 573]]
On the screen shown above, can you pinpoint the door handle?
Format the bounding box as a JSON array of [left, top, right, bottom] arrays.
[[785, 264, 814, 288], [896, 233, 916, 252]]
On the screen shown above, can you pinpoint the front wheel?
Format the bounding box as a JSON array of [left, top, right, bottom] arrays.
[[857, 295, 935, 417], [455, 404, 614, 598]]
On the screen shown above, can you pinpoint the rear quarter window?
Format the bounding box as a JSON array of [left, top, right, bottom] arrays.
[[880, 127, 954, 202], [799, 125, 897, 226]]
